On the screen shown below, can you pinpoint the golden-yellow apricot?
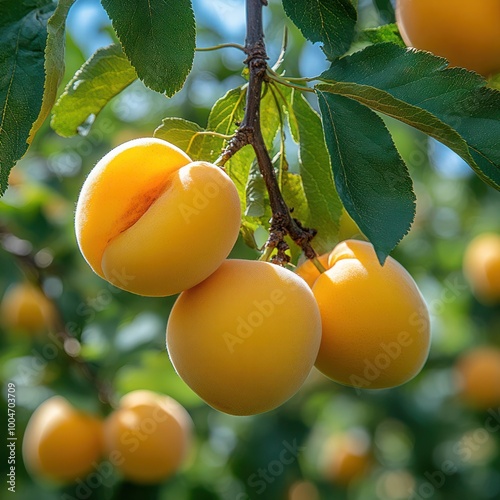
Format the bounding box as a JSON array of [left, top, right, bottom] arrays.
[[295, 252, 330, 288], [463, 233, 500, 303], [312, 240, 430, 389], [396, 0, 500, 76], [321, 432, 372, 486], [22, 396, 103, 483], [75, 138, 241, 296], [103, 390, 193, 484], [1, 282, 56, 334], [167, 259, 322, 416], [455, 347, 500, 409]]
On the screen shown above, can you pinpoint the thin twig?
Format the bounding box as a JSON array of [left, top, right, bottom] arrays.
[[266, 67, 315, 92]]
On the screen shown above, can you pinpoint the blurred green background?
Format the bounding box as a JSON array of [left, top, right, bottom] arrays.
[[1, 1, 500, 499]]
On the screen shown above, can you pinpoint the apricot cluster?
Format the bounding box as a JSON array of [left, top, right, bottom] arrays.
[[76, 138, 323, 416], [75, 139, 431, 416], [22, 390, 192, 484]]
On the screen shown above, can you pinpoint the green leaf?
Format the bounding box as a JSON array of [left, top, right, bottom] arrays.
[[51, 43, 136, 137], [200, 87, 247, 162], [0, 0, 56, 196], [281, 171, 309, 230], [261, 84, 281, 150], [245, 159, 268, 218], [115, 351, 202, 408], [240, 220, 260, 250], [101, 0, 195, 96], [29, 0, 76, 142], [488, 74, 500, 92], [372, 0, 395, 23], [282, 0, 357, 59], [154, 117, 204, 160], [290, 90, 342, 254], [316, 80, 479, 183], [317, 90, 415, 263], [230, 144, 258, 219], [359, 24, 404, 47], [320, 43, 500, 189]]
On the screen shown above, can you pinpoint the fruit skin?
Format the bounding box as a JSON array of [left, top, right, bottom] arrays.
[[22, 396, 103, 483], [103, 390, 192, 484], [463, 233, 500, 303], [1, 282, 56, 334], [75, 138, 241, 297], [455, 347, 500, 409], [312, 240, 430, 389], [167, 259, 322, 416], [396, 0, 500, 77]]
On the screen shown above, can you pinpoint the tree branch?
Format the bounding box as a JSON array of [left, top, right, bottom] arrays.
[[219, 0, 318, 263]]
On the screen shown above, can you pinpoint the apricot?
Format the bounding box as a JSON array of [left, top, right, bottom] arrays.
[[295, 252, 330, 288], [455, 347, 500, 409], [463, 233, 500, 303], [22, 396, 103, 483], [103, 390, 193, 484], [312, 240, 430, 389], [321, 432, 372, 486], [1, 282, 56, 334], [75, 138, 241, 296], [166, 259, 322, 416], [396, 0, 500, 76]]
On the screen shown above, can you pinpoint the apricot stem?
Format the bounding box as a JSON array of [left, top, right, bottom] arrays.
[[312, 257, 327, 274], [218, 0, 319, 264], [258, 246, 274, 262]]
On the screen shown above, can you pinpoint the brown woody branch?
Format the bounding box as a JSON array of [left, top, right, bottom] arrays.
[[219, 0, 317, 264]]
